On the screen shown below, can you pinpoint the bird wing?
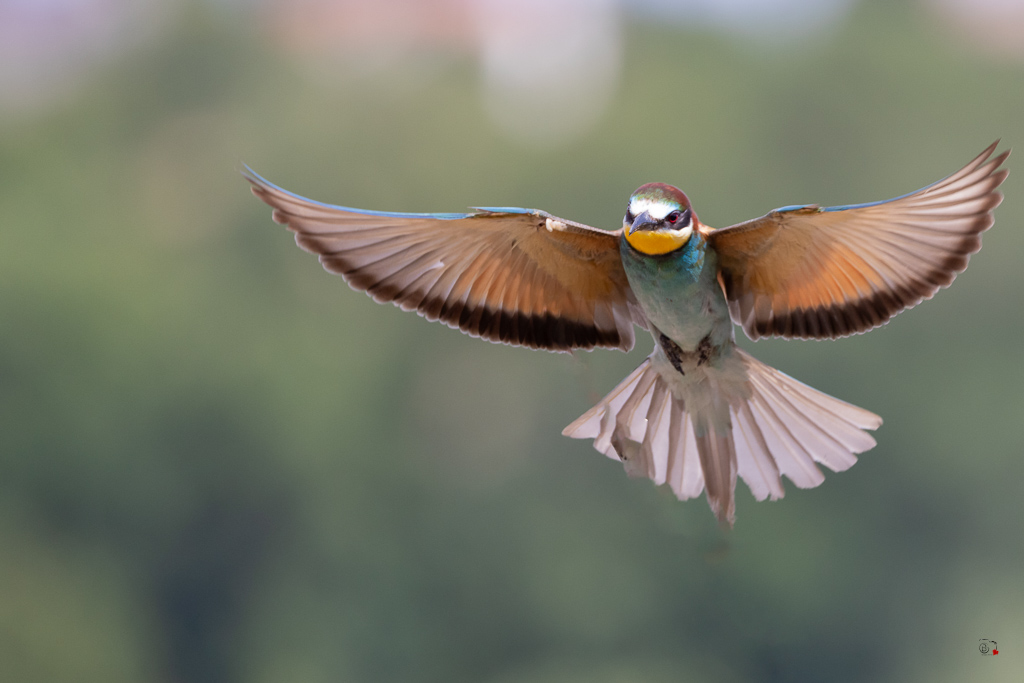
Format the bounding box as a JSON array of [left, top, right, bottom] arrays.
[[245, 169, 645, 352], [707, 142, 1009, 340]]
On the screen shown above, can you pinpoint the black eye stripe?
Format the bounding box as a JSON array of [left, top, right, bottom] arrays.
[[625, 206, 690, 224]]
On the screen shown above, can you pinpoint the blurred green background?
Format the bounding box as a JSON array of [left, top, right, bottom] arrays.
[[1, 1, 1022, 681]]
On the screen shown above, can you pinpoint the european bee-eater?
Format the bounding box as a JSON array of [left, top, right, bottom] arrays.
[[246, 143, 1007, 524]]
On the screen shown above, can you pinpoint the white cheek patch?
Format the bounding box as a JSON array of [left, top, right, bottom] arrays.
[[669, 224, 693, 241], [629, 197, 678, 221]]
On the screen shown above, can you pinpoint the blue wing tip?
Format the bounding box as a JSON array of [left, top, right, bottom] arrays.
[[471, 206, 537, 215], [241, 165, 475, 220], [774, 204, 819, 214], [240, 163, 275, 190]]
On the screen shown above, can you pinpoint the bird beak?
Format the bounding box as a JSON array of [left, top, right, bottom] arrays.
[[629, 211, 658, 235]]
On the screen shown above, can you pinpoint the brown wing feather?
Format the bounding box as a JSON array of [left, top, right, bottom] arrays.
[[246, 172, 644, 351], [708, 142, 1009, 340]]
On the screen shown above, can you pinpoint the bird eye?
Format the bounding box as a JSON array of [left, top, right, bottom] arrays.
[[666, 211, 681, 223]]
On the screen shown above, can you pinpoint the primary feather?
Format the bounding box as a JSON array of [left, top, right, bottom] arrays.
[[245, 168, 645, 351], [709, 142, 1008, 340]]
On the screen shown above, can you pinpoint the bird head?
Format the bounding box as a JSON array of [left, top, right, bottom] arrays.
[[623, 183, 696, 255]]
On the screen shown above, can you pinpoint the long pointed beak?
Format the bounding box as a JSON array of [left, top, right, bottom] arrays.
[[629, 211, 658, 235]]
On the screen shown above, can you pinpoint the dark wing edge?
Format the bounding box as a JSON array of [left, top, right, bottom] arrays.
[[709, 142, 1009, 340], [243, 167, 645, 352]]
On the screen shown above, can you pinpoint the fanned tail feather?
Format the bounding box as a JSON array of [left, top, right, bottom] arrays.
[[563, 346, 882, 524]]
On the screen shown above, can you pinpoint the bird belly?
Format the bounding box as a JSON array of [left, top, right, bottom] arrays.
[[637, 283, 730, 350]]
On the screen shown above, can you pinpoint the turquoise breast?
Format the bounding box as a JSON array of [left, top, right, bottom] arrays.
[[619, 233, 733, 350]]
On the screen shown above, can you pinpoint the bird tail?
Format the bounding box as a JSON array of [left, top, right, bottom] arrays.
[[562, 346, 882, 525]]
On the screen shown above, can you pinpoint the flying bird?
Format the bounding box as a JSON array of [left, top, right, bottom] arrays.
[[246, 143, 1008, 524]]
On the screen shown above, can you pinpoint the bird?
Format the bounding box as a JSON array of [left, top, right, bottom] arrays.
[[245, 142, 1008, 525]]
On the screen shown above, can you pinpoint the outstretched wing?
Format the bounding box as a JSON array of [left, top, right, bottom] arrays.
[[245, 170, 644, 351], [708, 143, 1009, 340]]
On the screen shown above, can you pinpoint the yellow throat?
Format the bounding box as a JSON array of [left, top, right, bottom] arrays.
[[624, 225, 693, 255]]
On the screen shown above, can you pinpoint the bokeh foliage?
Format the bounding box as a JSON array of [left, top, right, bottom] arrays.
[[1, 2, 1022, 682]]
